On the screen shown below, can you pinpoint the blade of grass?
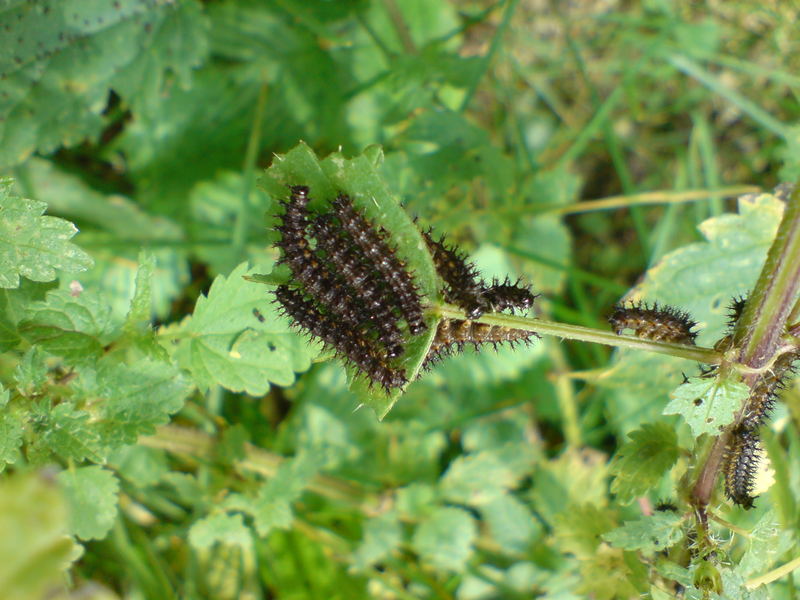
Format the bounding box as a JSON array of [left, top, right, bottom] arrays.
[[668, 54, 787, 138]]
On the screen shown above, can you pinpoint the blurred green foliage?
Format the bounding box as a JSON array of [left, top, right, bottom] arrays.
[[1, 0, 799, 598]]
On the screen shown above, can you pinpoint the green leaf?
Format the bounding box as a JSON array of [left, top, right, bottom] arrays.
[[19, 289, 116, 362], [440, 448, 529, 506], [122, 251, 167, 359], [108, 445, 169, 488], [602, 512, 684, 556], [480, 494, 541, 554], [57, 466, 120, 541], [0, 1, 209, 168], [225, 453, 322, 536], [0, 385, 22, 472], [530, 448, 609, 527], [351, 511, 403, 571], [13, 346, 47, 397], [0, 472, 81, 599], [396, 483, 438, 518], [124, 251, 155, 334], [262, 142, 440, 417], [609, 423, 681, 504], [111, 0, 209, 116], [188, 513, 253, 550], [553, 504, 617, 559], [411, 507, 477, 572], [738, 510, 795, 578], [171, 261, 317, 395], [43, 404, 104, 463], [0, 301, 19, 351], [663, 376, 747, 438], [19, 158, 190, 321], [0, 179, 93, 288], [93, 359, 192, 447]]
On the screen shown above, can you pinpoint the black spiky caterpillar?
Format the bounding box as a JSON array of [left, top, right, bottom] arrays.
[[723, 425, 762, 509], [274, 285, 407, 391], [332, 194, 427, 335], [726, 295, 748, 329], [311, 213, 404, 358], [421, 318, 539, 371], [422, 229, 537, 319], [422, 229, 486, 318], [608, 301, 698, 345], [482, 277, 538, 314]]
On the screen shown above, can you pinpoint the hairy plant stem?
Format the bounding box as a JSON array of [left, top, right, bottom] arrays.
[[691, 185, 800, 512]]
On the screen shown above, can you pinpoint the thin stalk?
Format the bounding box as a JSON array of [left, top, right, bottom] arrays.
[[232, 82, 268, 259], [746, 555, 800, 590], [544, 185, 759, 216], [548, 340, 582, 447], [437, 305, 720, 364], [381, 0, 416, 54]]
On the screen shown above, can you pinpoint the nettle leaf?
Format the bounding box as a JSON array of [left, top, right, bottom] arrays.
[[122, 251, 167, 359], [411, 506, 477, 572], [663, 376, 747, 438], [188, 513, 253, 551], [111, 0, 209, 116], [91, 359, 192, 447], [480, 494, 541, 554], [225, 452, 322, 536], [602, 512, 684, 556], [351, 511, 403, 571], [609, 423, 680, 504], [171, 262, 317, 396], [738, 510, 795, 578], [12, 346, 47, 397], [19, 289, 116, 362], [262, 142, 439, 417], [0, 472, 81, 600], [0, 385, 22, 472], [553, 504, 617, 559], [440, 448, 528, 506], [0, 1, 208, 168], [21, 158, 190, 322], [0, 179, 93, 288], [57, 466, 120, 541], [42, 404, 104, 464]]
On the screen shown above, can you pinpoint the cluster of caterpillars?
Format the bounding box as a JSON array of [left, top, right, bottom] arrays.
[[272, 185, 537, 391], [609, 297, 800, 509], [421, 230, 538, 370]]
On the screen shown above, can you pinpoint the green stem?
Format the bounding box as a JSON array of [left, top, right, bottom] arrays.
[[736, 186, 800, 365], [692, 184, 800, 510], [437, 305, 720, 364], [381, 0, 416, 54], [232, 82, 268, 258]]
